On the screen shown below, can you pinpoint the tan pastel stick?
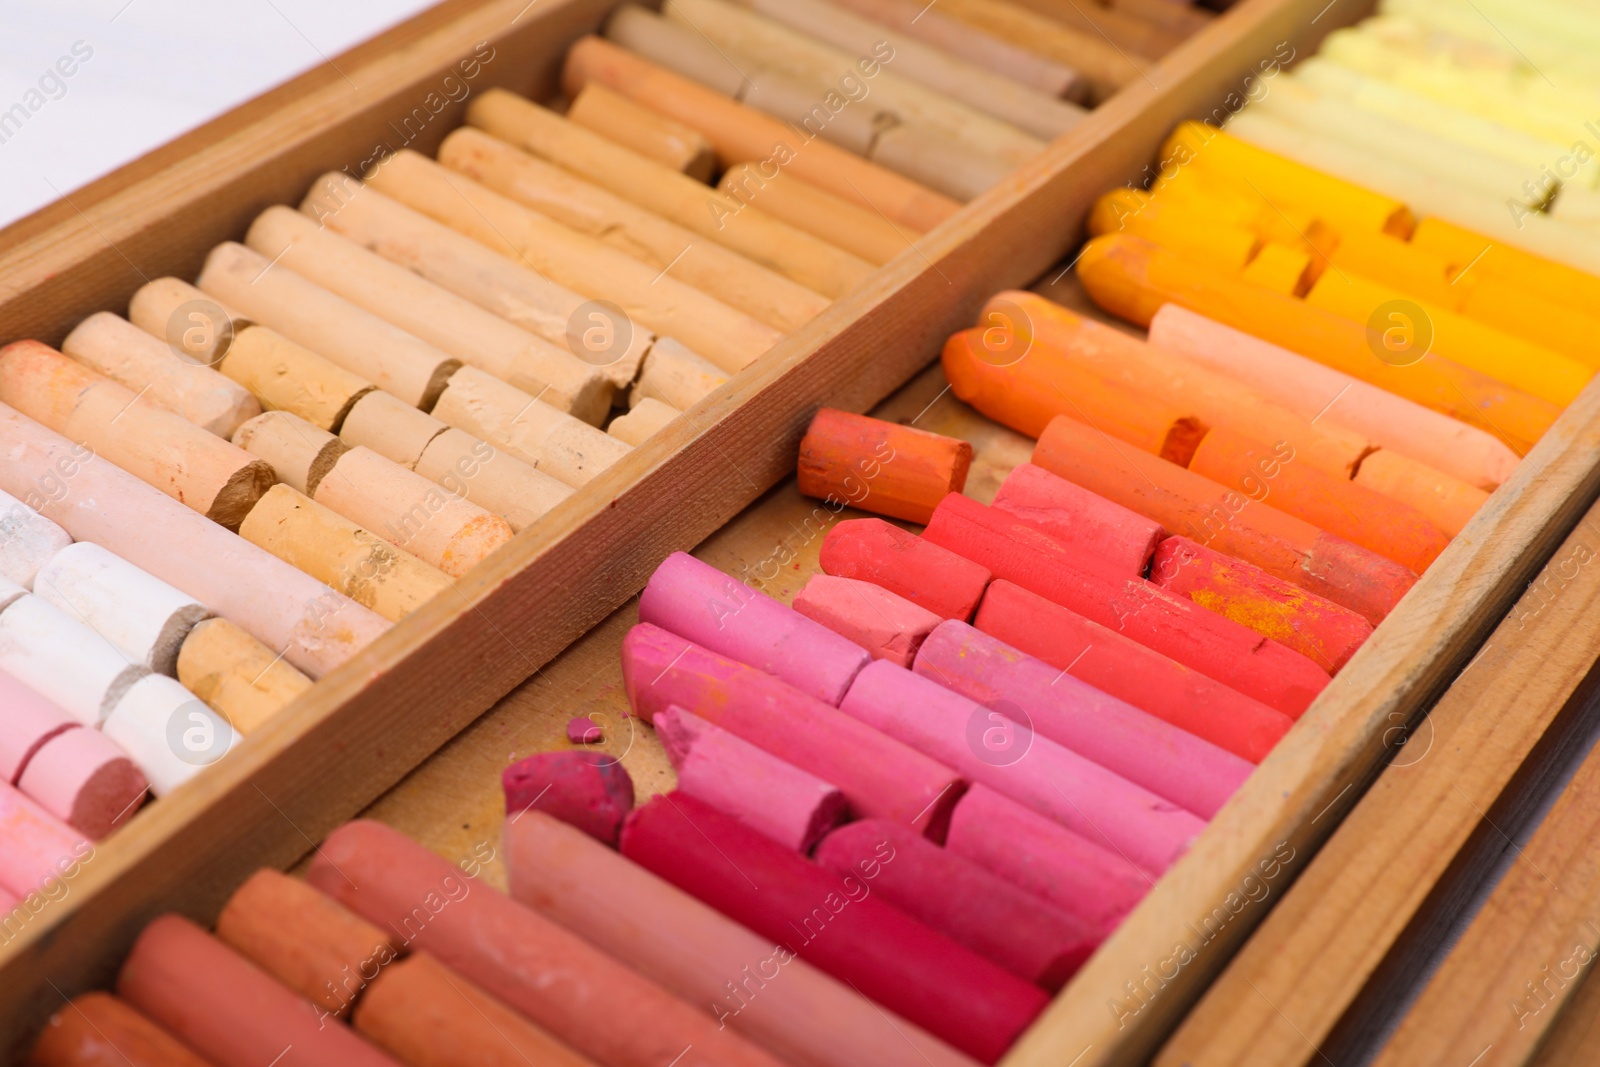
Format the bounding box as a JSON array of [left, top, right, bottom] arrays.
[[234, 411, 513, 579], [718, 164, 910, 266], [244, 206, 612, 426], [364, 151, 782, 375], [608, 397, 680, 445], [438, 128, 829, 334], [465, 89, 878, 298], [128, 277, 252, 370], [630, 338, 729, 411], [1003, 0, 1184, 58], [432, 367, 631, 488], [177, 617, 312, 733], [339, 389, 448, 470], [302, 172, 651, 392], [61, 312, 261, 438], [933, 0, 1150, 102], [870, 124, 1014, 201], [567, 83, 716, 181], [0, 341, 273, 527], [197, 242, 461, 411], [223, 325, 374, 432], [240, 484, 453, 622], [1109, 0, 1212, 38]]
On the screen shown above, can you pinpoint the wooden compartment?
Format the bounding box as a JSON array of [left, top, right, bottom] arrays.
[[5, 0, 1600, 1061]]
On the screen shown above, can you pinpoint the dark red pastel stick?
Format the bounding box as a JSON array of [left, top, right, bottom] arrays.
[[501, 750, 635, 846], [819, 518, 992, 621], [992, 462, 1165, 577], [620, 792, 1050, 1064]]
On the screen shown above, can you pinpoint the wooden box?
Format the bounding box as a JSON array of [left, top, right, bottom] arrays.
[[5, 0, 1600, 1061]]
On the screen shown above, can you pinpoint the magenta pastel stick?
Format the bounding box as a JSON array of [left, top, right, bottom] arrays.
[[639, 551, 871, 704], [0, 780, 92, 899], [501, 750, 635, 846], [946, 784, 1149, 934], [841, 660, 1202, 874], [792, 573, 943, 667], [622, 623, 966, 838], [913, 621, 1251, 819], [18, 727, 147, 841], [992, 462, 1165, 576], [815, 819, 1098, 991], [658, 704, 848, 852]]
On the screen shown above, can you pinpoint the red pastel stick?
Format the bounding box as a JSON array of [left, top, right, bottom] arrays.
[[501, 750, 635, 846], [819, 518, 992, 621], [992, 462, 1165, 577], [923, 493, 1330, 717], [622, 623, 965, 837], [815, 819, 1098, 991], [976, 580, 1293, 761], [914, 620, 1251, 819], [620, 792, 1050, 1064], [307, 820, 785, 1067], [793, 572, 944, 667]]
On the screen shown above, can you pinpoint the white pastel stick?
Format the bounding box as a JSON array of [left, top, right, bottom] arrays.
[[0, 489, 72, 589], [32, 542, 212, 677], [0, 593, 149, 725], [101, 673, 238, 795]]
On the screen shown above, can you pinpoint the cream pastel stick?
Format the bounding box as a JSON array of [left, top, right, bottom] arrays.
[[102, 673, 238, 794], [223, 325, 375, 432], [718, 164, 911, 266], [176, 617, 312, 734], [32, 542, 210, 676], [0, 488, 71, 588], [0, 401, 390, 679], [431, 367, 632, 488], [607, 398, 678, 446], [129, 276, 251, 369], [0, 593, 148, 725], [0, 342, 275, 528], [629, 338, 728, 411], [303, 172, 652, 393], [61, 311, 261, 438], [0, 575, 21, 613], [197, 242, 461, 411], [567, 82, 717, 179], [243, 206, 612, 426], [0, 781, 92, 899]]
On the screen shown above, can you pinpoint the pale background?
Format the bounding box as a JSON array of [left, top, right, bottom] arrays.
[[0, 0, 438, 229]]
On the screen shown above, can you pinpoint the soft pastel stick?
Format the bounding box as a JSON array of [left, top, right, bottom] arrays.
[[126, 277, 250, 370], [630, 340, 723, 414], [639, 551, 870, 704], [621, 792, 1050, 1064], [0, 402, 389, 679], [18, 724, 146, 840], [33, 542, 210, 676], [841, 660, 1203, 873], [28, 992, 215, 1067], [220, 325, 375, 432], [102, 674, 237, 794], [914, 620, 1251, 818], [793, 572, 943, 667], [0, 575, 20, 613], [308, 820, 786, 1067], [501, 750, 635, 846], [922, 494, 1330, 717], [622, 623, 966, 836], [0, 593, 147, 725], [568, 81, 717, 178], [1088, 187, 1259, 274], [991, 463, 1164, 577], [176, 618, 312, 733], [975, 580, 1292, 759], [815, 818, 1097, 990], [717, 163, 910, 265], [0, 669, 75, 783], [798, 408, 972, 524], [0, 780, 91, 899], [946, 784, 1149, 933], [1354, 450, 1487, 538], [820, 518, 993, 621], [0, 489, 71, 588], [1411, 216, 1600, 321], [117, 914, 402, 1067], [606, 397, 679, 446], [504, 811, 981, 1067], [1033, 414, 1416, 625], [658, 705, 848, 851]]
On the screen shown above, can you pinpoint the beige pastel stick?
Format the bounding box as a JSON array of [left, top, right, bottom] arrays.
[[129, 276, 253, 369], [432, 367, 631, 488], [177, 617, 312, 733], [465, 89, 875, 299], [244, 207, 612, 427], [222, 325, 375, 432], [197, 242, 462, 411], [234, 411, 513, 579], [0, 342, 274, 528], [61, 312, 261, 438], [630, 337, 729, 411], [608, 397, 680, 446], [240, 484, 453, 623], [341, 390, 572, 530], [568, 83, 716, 181], [438, 128, 829, 334], [933, 0, 1149, 102], [364, 151, 782, 375], [302, 172, 650, 392], [0, 402, 389, 680], [870, 123, 1014, 202], [718, 163, 910, 266]]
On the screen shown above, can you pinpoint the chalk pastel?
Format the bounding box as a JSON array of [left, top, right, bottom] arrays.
[[792, 572, 943, 667], [34, 542, 210, 676], [102, 674, 237, 795], [0, 488, 72, 588], [176, 618, 313, 734], [19, 727, 146, 841], [0, 593, 148, 725], [28, 992, 213, 1067], [797, 408, 972, 524], [820, 518, 992, 621], [501, 750, 635, 846], [991, 462, 1164, 577], [0, 780, 90, 899]]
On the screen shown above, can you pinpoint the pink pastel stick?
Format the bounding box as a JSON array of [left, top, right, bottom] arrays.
[[946, 785, 1149, 935], [815, 819, 1098, 991], [622, 623, 966, 838], [841, 661, 1203, 874], [0, 669, 76, 782], [914, 621, 1250, 819], [0, 780, 91, 899], [658, 705, 848, 852], [992, 462, 1165, 576], [792, 573, 943, 667], [19, 728, 147, 841], [639, 551, 870, 704]]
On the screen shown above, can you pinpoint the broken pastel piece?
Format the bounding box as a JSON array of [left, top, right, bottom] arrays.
[[502, 749, 634, 846], [797, 408, 971, 525], [819, 518, 992, 622], [991, 462, 1164, 577], [792, 573, 942, 667]]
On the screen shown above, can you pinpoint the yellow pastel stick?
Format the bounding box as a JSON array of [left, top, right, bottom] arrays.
[[1240, 243, 1313, 297], [1086, 188, 1260, 274], [1411, 216, 1600, 320]]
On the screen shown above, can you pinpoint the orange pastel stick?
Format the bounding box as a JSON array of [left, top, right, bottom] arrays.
[[561, 36, 959, 232], [1033, 414, 1417, 626], [29, 992, 214, 1067], [1411, 216, 1600, 319], [1353, 451, 1488, 538], [1086, 188, 1259, 274], [1075, 234, 1557, 455], [797, 408, 972, 525]]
